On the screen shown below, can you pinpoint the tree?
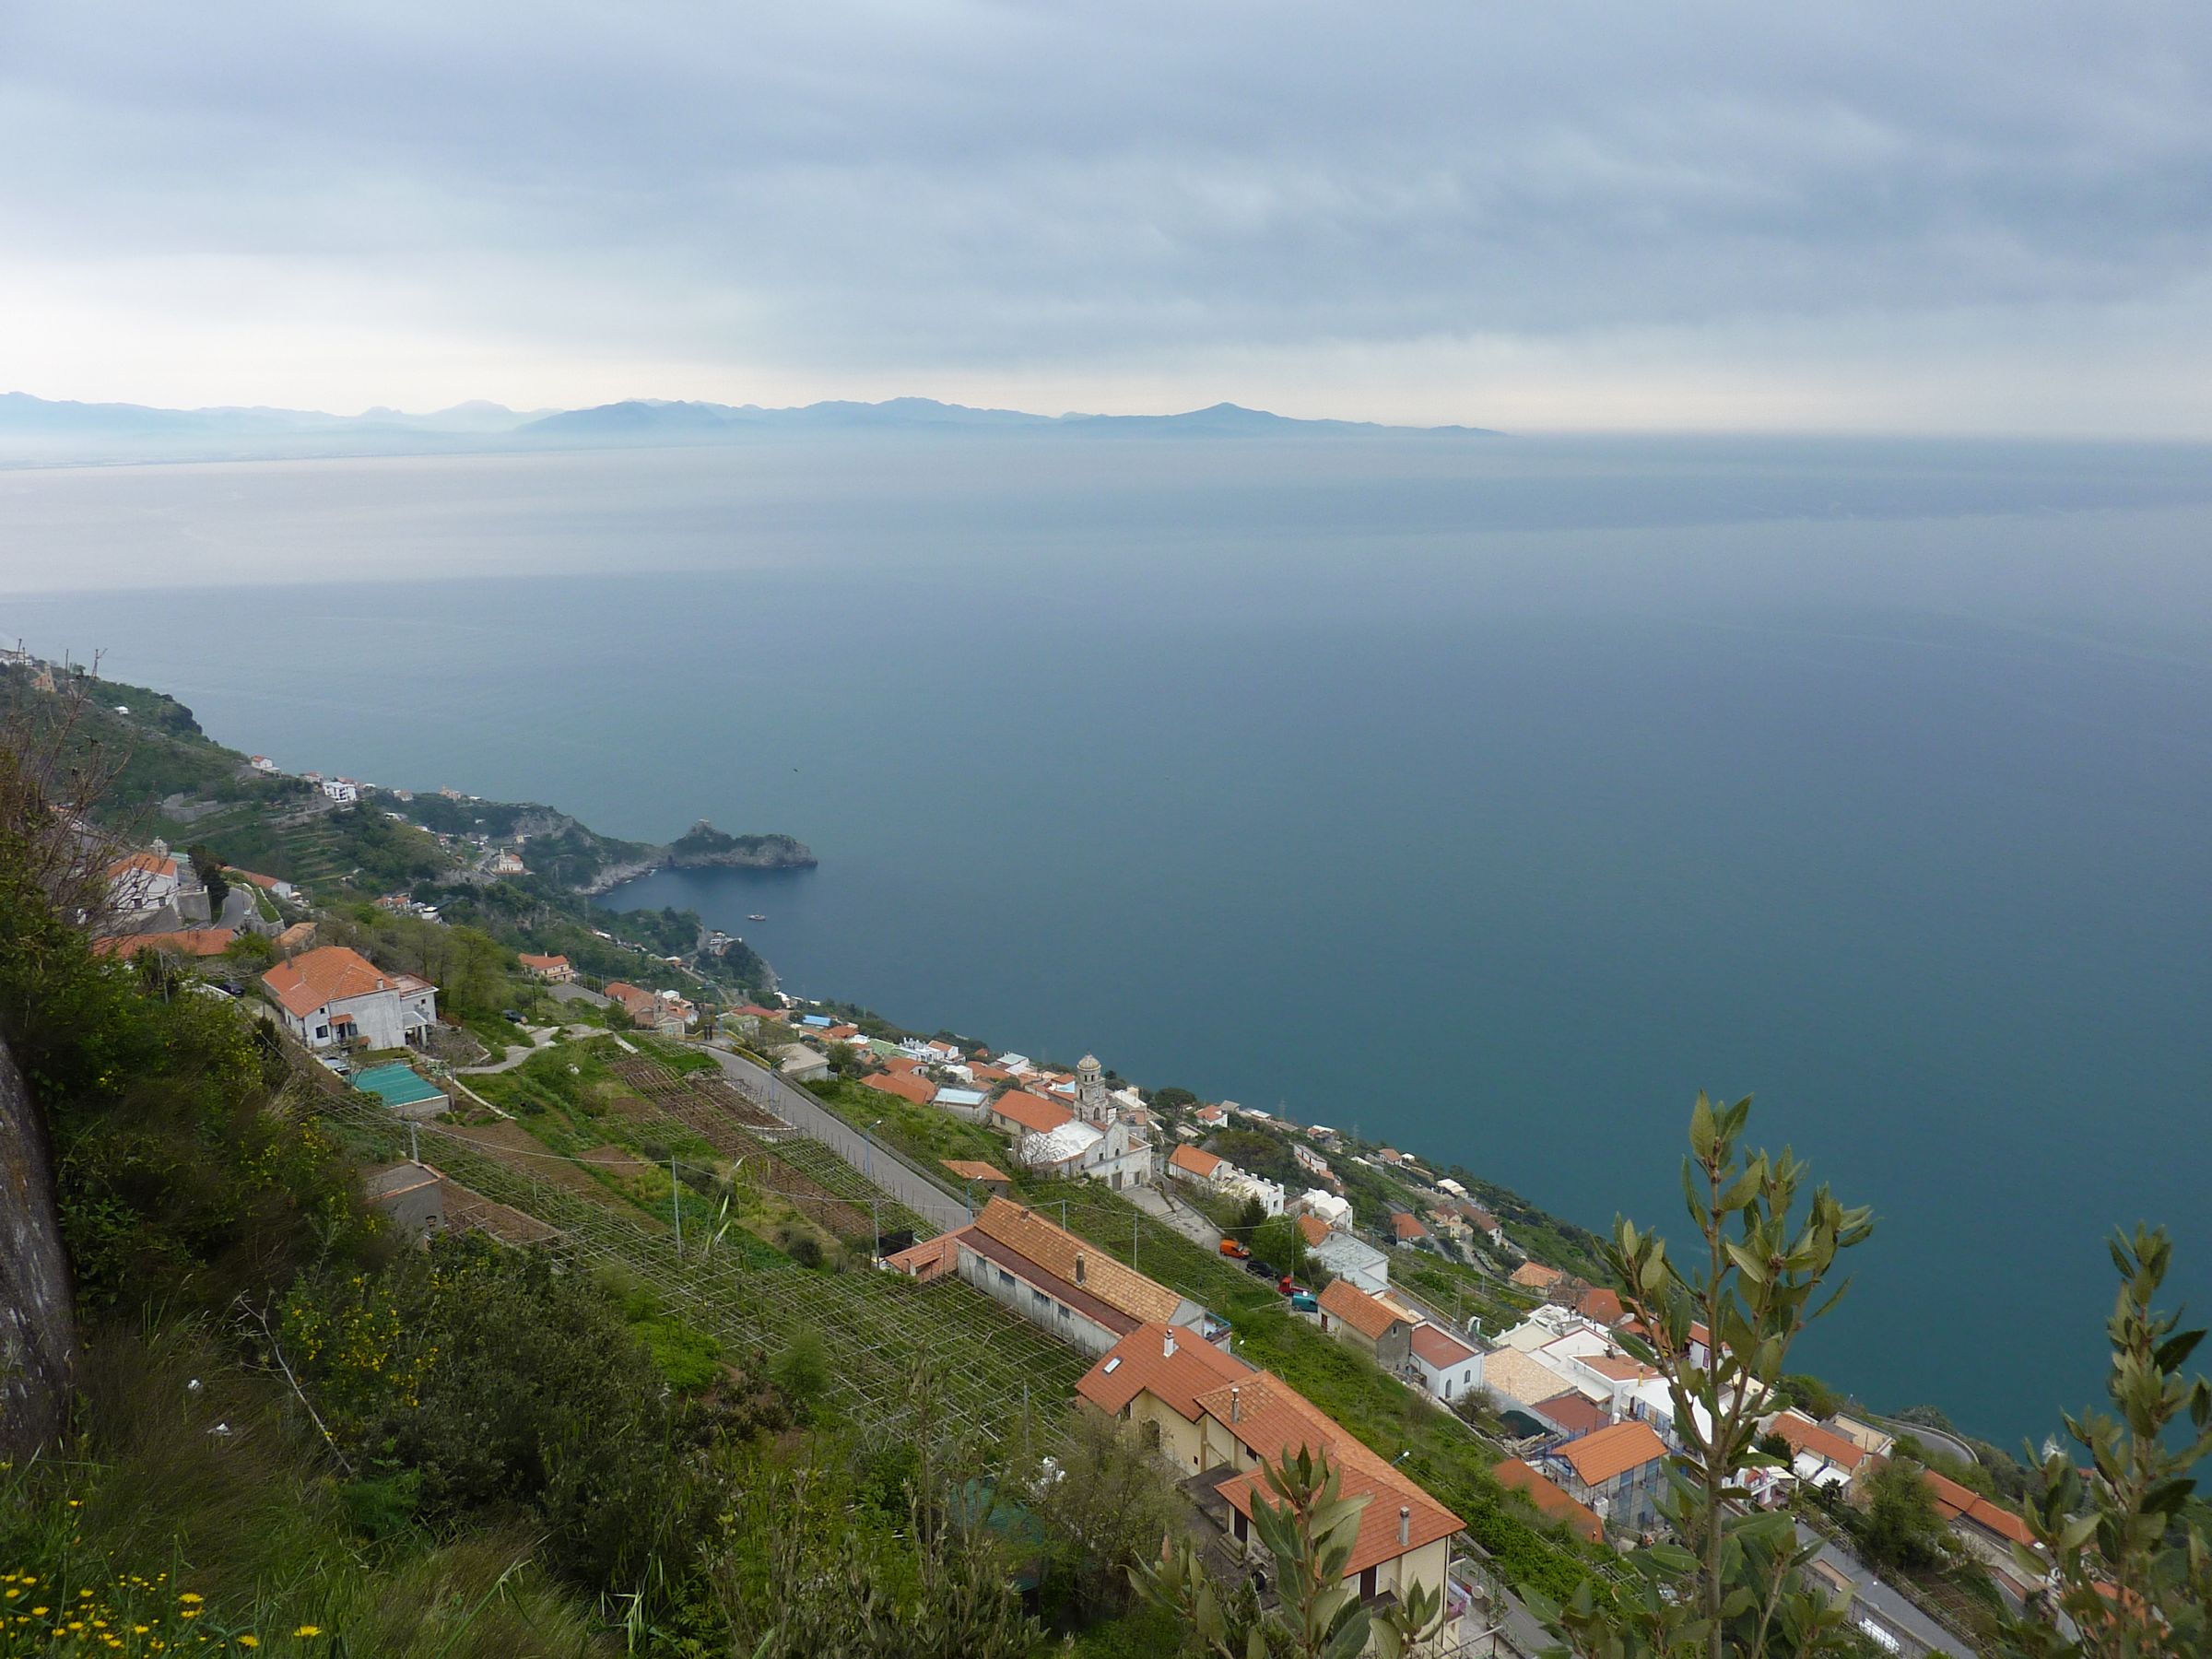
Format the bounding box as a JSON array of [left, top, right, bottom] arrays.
[[187, 843, 229, 915], [1028, 1411, 1184, 1622], [2000, 1227, 2212, 1658], [1231, 1194, 1268, 1239], [1150, 1087, 1199, 1112], [1538, 1093, 1875, 1659], [1136, 1445, 1440, 1659], [1858, 1453, 1950, 1571], [1253, 1214, 1312, 1284]]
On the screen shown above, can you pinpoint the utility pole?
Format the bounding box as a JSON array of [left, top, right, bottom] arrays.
[[671, 1156, 682, 1260], [408, 1119, 419, 1165]]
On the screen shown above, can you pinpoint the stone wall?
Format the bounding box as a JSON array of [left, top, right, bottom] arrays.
[[0, 1030, 71, 1454]]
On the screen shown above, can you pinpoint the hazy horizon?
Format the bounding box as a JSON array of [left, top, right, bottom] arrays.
[[7, 3, 2212, 435]]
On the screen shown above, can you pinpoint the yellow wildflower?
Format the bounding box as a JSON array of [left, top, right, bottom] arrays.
[[178, 1593, 203, 1605], [293, 1627, 323, 1638], [238, 1637, 259, 1648]]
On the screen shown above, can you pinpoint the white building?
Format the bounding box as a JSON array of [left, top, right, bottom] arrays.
[[1294, 1189, 1353, 1229], [1293, 1142, 1334, 1180], [1407, 1324, 1485, 1403], [248, 755, 279, 773], [106, 848, 182, 914], [320, 777, 361, 804], [1018, 1054, 1153, 1189], [1312, 1229, 1392, 1295], [262, 946, 437, 1051]]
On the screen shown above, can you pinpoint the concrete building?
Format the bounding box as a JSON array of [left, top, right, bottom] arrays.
[[1545, 1419, 1671, 1534], [1318, 1278, 1414, 1370], [944, 1198, 1207, 1357], [1312, 1228, 1392, 1295], [1406, 1324, 1484, 1403], [776, 1043, 830, 1083], [261, 946, 437, 1052], [1075, 1326, 1470, 1654]]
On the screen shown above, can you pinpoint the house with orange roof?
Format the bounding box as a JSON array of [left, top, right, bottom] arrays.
[[1494, 1457, 1605, 1545], [223, 865, 298, 900], [1167, 1142, 1226, 1185], [261, 945, 437, 1051], [1406, 1323, 1483, 1404], [275, 920, 317, 955], [986, 1088, 1073, 1138], [941, 1159, 1011, 1195], [947, 1197, 1208, 1356], [861, 1068, 937, 1106], [1075, 1324, 1467, 1642], [106, 848, 182, 915], [1295, 1212, 1331, 1248], [1921, 1465, 2041, 1573], [1511, 1261, 1567, 1293], [1764, 1409, 1868, 1494], [1318, 1278, 1415, 1370], [1076, 1320, 1253, 1474], [1544, 1418, 1671, 1532], [1389, 1209, 1430, 1247], [92, 927, 234, 960], [517, 952, 575, 983]]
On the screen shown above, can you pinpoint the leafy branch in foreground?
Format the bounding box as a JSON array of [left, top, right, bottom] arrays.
[[2001, 1226, 2212, 1659], [1536, 1092, 1874, 1659], [1135, 1444, 1440, 1659]]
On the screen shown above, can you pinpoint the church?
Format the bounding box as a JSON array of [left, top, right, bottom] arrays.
[[1017, 1053, 1156, 1190]]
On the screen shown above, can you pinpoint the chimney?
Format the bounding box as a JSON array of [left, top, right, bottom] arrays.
[[1397, 1505, 1410, 1547], [1075, 1252, 1087, 1285], [1230, 1385, 1242, 1423], [1163, 1327, 1176, 1359]]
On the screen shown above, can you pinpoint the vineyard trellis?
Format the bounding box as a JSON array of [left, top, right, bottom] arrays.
[[312, 1064, 1086, 1442]]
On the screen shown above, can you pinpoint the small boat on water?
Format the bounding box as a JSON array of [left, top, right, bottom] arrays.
[[747, 913, 767, 922]]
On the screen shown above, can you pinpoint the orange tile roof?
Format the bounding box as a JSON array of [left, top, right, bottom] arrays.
[[1559, 1419, 1670, 1486], [861, 1069, 936, 1105], [1193, 1372, 1464, 1573], [1319, 1277, 1406, 1343], [1076, 1322, 1252, 1418], [223, 866, 284, 889], [1495, 1458, 1604, 1544], [1215, 1461, 1462, 1578], [1296, 1213, 1330, 1247], [1391, 1210, 1429, 1241], [941, 1159, 1010, 1183], [1512, 1262, 1566, 1291], [517, 952, 569, 971], [1169, 1143, 1224, 1178], [108, 851, 178, 881], [991, 1090, 1074, 1135], [1532, 1392, 1611, 1439], [971, 1197, 1182, 1324], [1408, 1324, 1478, 1369], [1920, 1467, 2037, 1548], [261, 946, 406, 1018], [92, 927, 235, 959], [1576, 1287, 1627, 1325], [1769, 1410, 1867, 1472], [882, 1230, 965, 1280]]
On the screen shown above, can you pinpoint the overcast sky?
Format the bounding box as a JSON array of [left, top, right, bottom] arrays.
[[3, 1, 2208, 432]]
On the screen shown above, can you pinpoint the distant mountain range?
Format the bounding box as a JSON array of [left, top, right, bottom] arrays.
[[0, 391, 1497, 462]]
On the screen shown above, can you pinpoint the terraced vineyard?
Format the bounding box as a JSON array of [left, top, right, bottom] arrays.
[[318, 1056, 1085, 1439]]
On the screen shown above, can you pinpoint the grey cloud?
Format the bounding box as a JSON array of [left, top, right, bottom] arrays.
[[2, 0, 2208, 406]]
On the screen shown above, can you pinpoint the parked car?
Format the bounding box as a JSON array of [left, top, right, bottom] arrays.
[[1244, 1259, 1277, 1280], [1218, 1238, 1251, 1259], [502, 1009, 524, 1023], [1288, 1290, 1319, 1313]]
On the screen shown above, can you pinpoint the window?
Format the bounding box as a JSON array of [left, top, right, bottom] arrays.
[[1232, 1510, 1248, 1544], [997, 1268, 1015, 1289], [1359, 1567, 1378, 1600], [1031, 1288, 1051, 1312]]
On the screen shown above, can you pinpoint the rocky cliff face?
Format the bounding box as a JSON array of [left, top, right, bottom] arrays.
[[0, 1030, 71, 1454]]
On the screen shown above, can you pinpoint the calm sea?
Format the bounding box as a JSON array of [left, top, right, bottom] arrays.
[[4, 433, 2208, 1446]]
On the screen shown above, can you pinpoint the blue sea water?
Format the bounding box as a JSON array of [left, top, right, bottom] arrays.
[[3, 432, 2207, 1447]]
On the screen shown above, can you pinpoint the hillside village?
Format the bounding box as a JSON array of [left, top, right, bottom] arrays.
[[6, 648, 2074, 1657]]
